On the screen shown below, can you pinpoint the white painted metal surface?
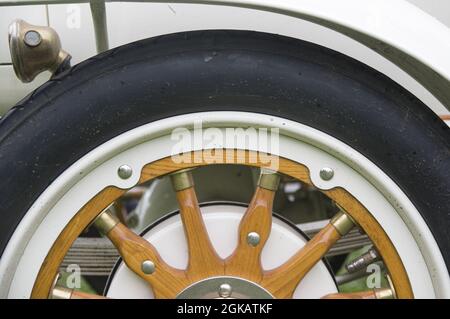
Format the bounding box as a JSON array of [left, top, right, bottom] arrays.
[[0, 112, 447, 298], [46, 3, 96, 64], [108, 0, 450, 111], [0, 66, 47, 115], [408, 0, 450, 27], [107, 2, 450, 115], [107, 205, 338, 299], [1, 0, 450, 116]]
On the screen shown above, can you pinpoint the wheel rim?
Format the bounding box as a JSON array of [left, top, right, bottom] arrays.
[[0, 112, 446, 298]]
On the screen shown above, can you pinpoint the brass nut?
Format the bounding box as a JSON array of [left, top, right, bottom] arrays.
[[330, 211, 355, 236], [374, 288, 395, 299], [170, 168, 194, 191], [385, 274, 397, 299], [93, 209, 119, 235], [51, 286, 73, 299], [258, 168, 280, 191]]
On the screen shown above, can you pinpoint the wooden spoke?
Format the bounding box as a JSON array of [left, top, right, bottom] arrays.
[[322, 288, 395, 299], [170, 169, 224, 280], [225, 169, 280, 281], [260, 211, 355, 298], [322, 291, 376, 299], [51, 286, 107, 299], [94, 210, 189, 298]]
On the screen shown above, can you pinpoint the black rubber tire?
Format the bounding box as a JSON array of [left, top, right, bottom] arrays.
[[0, 31, 449, 272]]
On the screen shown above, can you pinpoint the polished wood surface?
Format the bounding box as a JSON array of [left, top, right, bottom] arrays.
[[261, 223, 341, 298], [31, 187, 124, 299], [175, 187, 224, 280], [225, 187, 276, 281], [322, 291, 377, 299], [32, 150, 413, 299], [325, 188, 412, 299], [106, 222, 189, 298]]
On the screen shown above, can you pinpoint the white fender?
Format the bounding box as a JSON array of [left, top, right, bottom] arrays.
[[1, 0, 450, 110], [148, 0, 450, 109]]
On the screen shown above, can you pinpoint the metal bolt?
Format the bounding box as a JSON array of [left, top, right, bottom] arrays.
[[24, 30, 41, 47], [385, 274, 397, 299], [319, 167, 334, 181], [141, 260, 156, 275], [374, 288, 395, 299], [247, 232, 261, 247], [218, 283, 232, 298], [346, 248, 380, 273], [51, 286, 73, 299], [118, 165, 133, 179]]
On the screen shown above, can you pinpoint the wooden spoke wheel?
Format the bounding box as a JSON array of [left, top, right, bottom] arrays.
[[31, 150, 412, 299], [2, 32, 448, 299]]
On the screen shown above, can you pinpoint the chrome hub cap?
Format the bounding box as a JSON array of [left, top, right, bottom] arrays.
[[176, 276, 273, 299]]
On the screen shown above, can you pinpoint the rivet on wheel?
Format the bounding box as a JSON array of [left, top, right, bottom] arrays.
[[118, 165, 133, 179], [319, 167, 334, 181], [141, 260, 156, 275], [247, 232, 261, 247], [218, 283, 232, 298]]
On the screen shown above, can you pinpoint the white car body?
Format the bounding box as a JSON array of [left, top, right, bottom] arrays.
[[0, 0, 450, 125]]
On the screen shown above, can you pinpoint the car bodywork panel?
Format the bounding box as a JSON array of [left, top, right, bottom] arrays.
[[0, 0, 450, 119]]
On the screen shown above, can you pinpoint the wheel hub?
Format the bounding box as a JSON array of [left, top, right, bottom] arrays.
[[105, 204, 338, 298], [176, 276, 273, 299]]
